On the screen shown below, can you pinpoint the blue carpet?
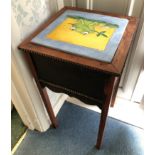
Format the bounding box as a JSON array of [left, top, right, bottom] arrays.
[[14, 102, 143, 155]]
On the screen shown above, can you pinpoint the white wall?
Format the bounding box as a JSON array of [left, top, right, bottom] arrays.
[[11, 0, 67, 132]]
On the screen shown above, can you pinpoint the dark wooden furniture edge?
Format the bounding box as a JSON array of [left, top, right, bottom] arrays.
[[17, 7, 139, 149], [96, 76, 115, 149], [110, 77, 120, 107], [18, 7, 138, 76], [24, 52, 58, 128]]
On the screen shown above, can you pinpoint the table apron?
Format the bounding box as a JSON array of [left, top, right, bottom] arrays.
[[30, 53, 114, 108]]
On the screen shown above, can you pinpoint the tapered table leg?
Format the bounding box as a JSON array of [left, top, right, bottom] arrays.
[[110, 77, 120, 107], [24, 52, 58, 128], [42, 87, 58, 128], [96, 77, 115, 149]]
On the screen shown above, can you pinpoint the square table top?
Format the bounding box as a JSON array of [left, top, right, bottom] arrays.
[[18, 7, 138, 76]]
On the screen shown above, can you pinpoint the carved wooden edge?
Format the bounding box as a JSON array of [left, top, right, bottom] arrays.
[[112, 18, 139, 74], [96, 76, 115, 149], [39, 79, 103, 104], [42, 87, 58, 128], [24, 52, 58, 128], [19, 43, 118, 75], [18, 7, 138, 76]]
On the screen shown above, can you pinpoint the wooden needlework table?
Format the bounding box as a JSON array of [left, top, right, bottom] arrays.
[[18, 7, 138, 149]]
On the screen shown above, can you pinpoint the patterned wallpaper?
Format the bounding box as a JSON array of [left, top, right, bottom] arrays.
[[11, 0, 62, 103], [12, 0, 53, 39]]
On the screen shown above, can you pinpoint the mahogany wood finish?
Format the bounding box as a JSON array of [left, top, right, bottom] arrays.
[[42, 87, 58, 128], [19, 7, 138, 76], [25, 52, 58, 128], [110, 77, 120, 107], [96, 76, 115, 149], [18, 7, 138, 149]]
